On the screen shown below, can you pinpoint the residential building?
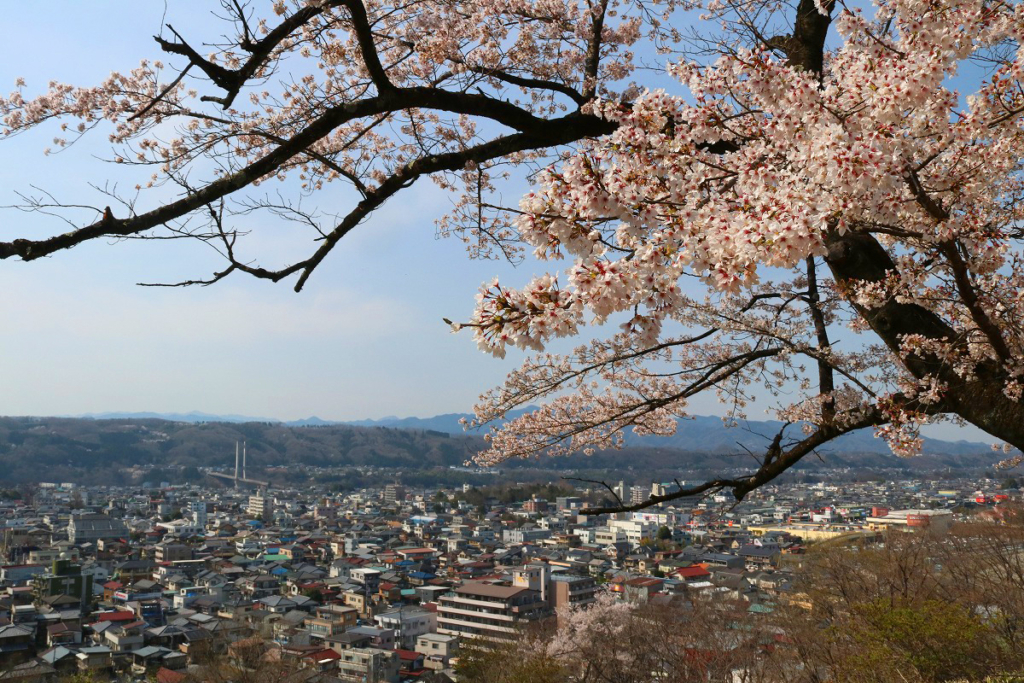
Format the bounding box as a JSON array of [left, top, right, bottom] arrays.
[[415, 633, 459, 670], [437, 581, 548, 643], [374, 607, 437, 649], [501, 528, 551, 544], [549, 574, 598, 610], [188, 501, 208, 529], [32, 560, 92, 607], [331, 647, 399, 683], [247, 494, 272, 519], [384, 485, 406, 506]]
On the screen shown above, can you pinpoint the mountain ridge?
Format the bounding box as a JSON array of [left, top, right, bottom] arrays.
[[0, 413, 1003, 486], [58, 409, 993, 457]]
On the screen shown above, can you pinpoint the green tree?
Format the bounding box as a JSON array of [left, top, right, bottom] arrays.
[[835, 599, 1001, 683]]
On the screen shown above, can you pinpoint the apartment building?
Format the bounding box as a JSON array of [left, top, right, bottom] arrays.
[[608, 519, 657, 544], [374, 606, 437, 649], [246, 494, 272, 519], [549, 574, 598, 610], [437, 581, 547, 643], [332, 647, 399, 683], [383, 484, 406, 506]]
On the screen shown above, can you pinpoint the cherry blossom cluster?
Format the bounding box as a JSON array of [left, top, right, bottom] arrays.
[[469, 0, 1024, 466]]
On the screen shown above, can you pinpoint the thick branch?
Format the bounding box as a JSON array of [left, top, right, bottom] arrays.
[[824, 229, 1024, 448], [579, 407, 891, 514], [806, 257, 836, 424], [278, 112, 616, 291], [155, 2, 345, 107], [582, 0, 609, 99], [463, 65, 586, 106], [939, 240, 1012, 364], [905, 171, 1011, 363], [0, 92, 613, 263]]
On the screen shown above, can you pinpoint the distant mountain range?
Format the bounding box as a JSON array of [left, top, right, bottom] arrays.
[[74, 410, 281, 423], [0, 409, 1003, 486], [69, 409, 993, 457]]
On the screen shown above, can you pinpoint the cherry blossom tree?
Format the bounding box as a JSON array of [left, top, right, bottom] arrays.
[[4, 0, 1024, 510]]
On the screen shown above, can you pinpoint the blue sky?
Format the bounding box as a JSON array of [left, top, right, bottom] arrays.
[[0, 3, 997, 444], [0, 2, 534, 421]]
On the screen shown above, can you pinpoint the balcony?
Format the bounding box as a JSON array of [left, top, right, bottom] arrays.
[[437, 605, 514, 622], [437, 615, 517, 634]]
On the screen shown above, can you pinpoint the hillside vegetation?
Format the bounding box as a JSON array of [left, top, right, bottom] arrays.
[[0, 416, 998, 485]]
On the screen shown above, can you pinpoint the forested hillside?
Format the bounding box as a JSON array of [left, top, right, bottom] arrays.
[[0, 416, 1000, 486], [0, 417, 480, 484]]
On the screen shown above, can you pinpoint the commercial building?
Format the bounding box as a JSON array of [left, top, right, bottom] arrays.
[[865, 509, 954, 532], [67, 514, 128, 545]]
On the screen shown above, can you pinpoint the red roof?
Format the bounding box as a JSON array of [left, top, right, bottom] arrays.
[[95, 611, 136, 622], [674, 566, 711, 579], [396, 649, 423, 661], [156, 668, 186, 683], [303, 648, 341, 661], [103, 581, 123, 590]]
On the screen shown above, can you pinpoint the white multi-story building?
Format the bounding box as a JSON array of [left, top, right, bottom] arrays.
[[630, 486, 647, 505], [501, 527, 551, 544], [247, 493, 272, 519], [594, 527, 626, 545], [350, 567, 381, 594], [374, 607, 437, 649], [608, 519, 657, 544], [573, 528, 596, 544], [188, 501, 208, 529]]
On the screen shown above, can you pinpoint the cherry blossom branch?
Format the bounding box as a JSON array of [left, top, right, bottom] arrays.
[[806, 257, 836, 423], [939, 240, 1012, 364], [0, 93, 612, 266], [474, 346, 784, 463], [577, 402, 917, 514], [457, 65, 587, 106], [127, 64, 193, 123], [154, 2, 347, 107]]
